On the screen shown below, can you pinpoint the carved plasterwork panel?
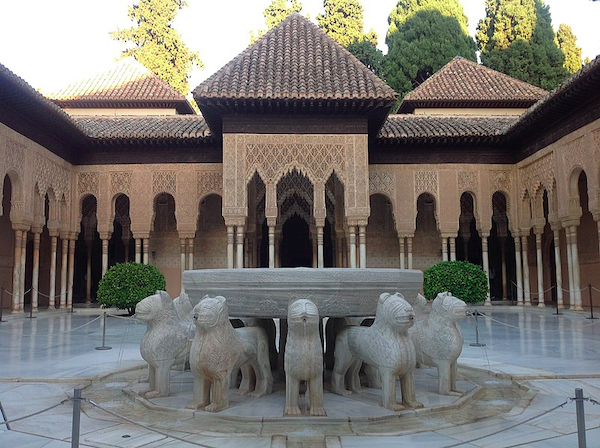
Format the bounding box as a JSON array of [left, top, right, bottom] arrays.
[[369, 171, 394, 197], [457, 171, 478, 194], [490, 171, 512, 193], [5, 139, 25, 175], [519, 152, 554, 198], [78, 172, 99, 196], [33, 153, 70, 201], [414, 171, 438, 198], [110, 172, 132, 196], [562, 137, 587, 181], [593, 130, 600, 164], [153, 171, 176, 195], [197, 171, 222, 199]]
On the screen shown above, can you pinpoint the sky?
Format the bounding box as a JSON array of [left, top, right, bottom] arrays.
[[0, 0, 598, 94]]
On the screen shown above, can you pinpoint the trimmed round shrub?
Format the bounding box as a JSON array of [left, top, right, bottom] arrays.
[[423, 260, 488, 304], [97, 262, 166, 315]]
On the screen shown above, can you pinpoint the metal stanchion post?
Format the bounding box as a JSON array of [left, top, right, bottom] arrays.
[[587, 284, 597, 320], [71, 388, 82, 448], [0, 289, 5, 323], [95, 312, 112, 350], [575, 388, 587, 448], [469, 309, 486, 347]]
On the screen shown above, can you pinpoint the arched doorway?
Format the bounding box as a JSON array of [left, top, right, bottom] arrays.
[[489, 191, 516, 301], [457, 192, 482, 265], [0, 175, 15, 311], [150, 193, 178, 298], [195, 194, 227, 269], [575, 171, 599, 308], [74, 195, 101, 304], [108, 194, 134, 266], [413, 193, 441, 271], [367, 194, 399, 268]]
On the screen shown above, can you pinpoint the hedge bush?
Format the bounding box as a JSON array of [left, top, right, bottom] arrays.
[[423, 260, 488, 304], [97, 262, 166, 315]]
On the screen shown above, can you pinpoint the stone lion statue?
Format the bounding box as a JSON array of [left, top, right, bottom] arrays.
[[284, 299, 326, 416], [331, 292, 423, 411], [187, 296, 273, 412], [409, 291, 467, 396], [135, 290, 191, 398]]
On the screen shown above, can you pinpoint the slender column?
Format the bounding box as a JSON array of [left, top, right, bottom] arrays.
[[358, 225, 367, 269], [236, 226, 244, 269], [275, 228, 281, 268], [500, 239, 507, 300], [226, 226, 234, 269], [67, 239, 75, 309], [407, 237, 413, 269], [142, 238, 149, 264], [570, 226, 583, 311], [101, 237, 109, 277], [85, 240, 92, 304], [349, 226, 357, 268], [450, 238, 456, 261], [317, 226, 324, 269], [31, 231, 41, 312], [399, 236, 405, 269], [553, 229, 564, 308], [482, 235, 491, 305], [268, 223, 275, 269], [442, 237, 448, 262], [19, 231, 27, 312], [11, 230, 22, 312], [180, 238, 187, 286], [515, 237, 523, 305], [49, 233, 58, 308], [187, 238, 194, 270], [521, 235, 531, 306], [60, 238, 68, 309], [134, 238, 141, 263], [535, 232, 545, 307], [566, 228, 575, 308]]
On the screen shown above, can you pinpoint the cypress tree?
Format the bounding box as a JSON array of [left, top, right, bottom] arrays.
[[251, 0, 303, 42], [557, 24, 583, 74]]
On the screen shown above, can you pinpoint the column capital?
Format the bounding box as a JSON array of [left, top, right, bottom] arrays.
[[178, 232, 196, 240], [99, 231, 112, 241], [561, 218, 580, 229], [224, 217, 246, 227]]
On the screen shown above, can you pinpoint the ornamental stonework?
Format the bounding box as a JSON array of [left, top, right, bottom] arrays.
[[197, 171, 222, 198], [153, 171, 177, 195], [457, 171, 478, 193], [414, 171, 438, 198], [78, 172, 99, 196], [519, 152, 554, 198], [33, 153, 70, 201], [110, 172, 132, 196], [369, 171, 394, 197], [490, 171, 511, 193], [563, 136, 586, 175], [5, 139, 25, 174]]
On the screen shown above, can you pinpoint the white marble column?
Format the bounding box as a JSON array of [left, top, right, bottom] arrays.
[[349, 226, 357, 268], [407, 237, 413, 269], [566, 228, 575, 308], [275, 228, 281, 268], [60, 238, 68, 309], [49, 233, 58, 308], [11, 230, 22, 313], [358, 225, 366, 269], [515, 237, 523, 305], [19, 231, 27, 312], [67, 239, 75, 309], [553, 229, 564, 308], [226, 226, 234, 269], [569, 226, 583, 311], [482, 235, 491, 305], [180, 238, 187, 288], [31, 231, 41, 312], [142, 238, 149, 264], [317, 226, 324, 269], [85, 240, 92, 304], [134, 238, 141, 263], [535, 232, 545, 307], [101, 236, 109, 277], [187, 238, 194, 270], [442, 237, 448, 261], [450, 238, 457, 261], [521, 235, 531, 306], [399, 236, 405, 269], [236, 226, 244, 269], [268, 223, 275, 269]]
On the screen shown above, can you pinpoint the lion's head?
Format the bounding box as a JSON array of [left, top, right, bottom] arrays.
[[193, 295, 228, 329], [287, 299, 319, 329], [432, 292, 467, 322], [135, 290, 174, 323], [377, 292, 414, 332]]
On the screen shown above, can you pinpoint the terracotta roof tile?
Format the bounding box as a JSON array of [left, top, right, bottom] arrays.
[[193, 14, 396, 102], [398, 57, 547, 113], [47, 58, 193, 113], [73, 115, 212, 141], [378, 114, 516, 143]]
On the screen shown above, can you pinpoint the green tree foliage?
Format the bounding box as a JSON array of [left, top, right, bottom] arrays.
[[385, 0, 477, 100], [348, 34, 385, 76], [557, 24, 582, 74], [251, 0, 303, 42], [317, 0, 365, 47], [97, 262, 166, 315], [423, 261, 488, 304], [476, 0, 569, 90], [111, 0, 202, 96]]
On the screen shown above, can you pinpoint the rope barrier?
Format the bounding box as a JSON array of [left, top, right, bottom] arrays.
[[31, 286, 74, 299], [0, 398, 70, 427], [480, 314, 600, 332], [107, 313, 139, 322], [442, 399, 569, 448], [2, 287, 33, 297], [0, 315, 102, 336], [86, 399, 216, 448]]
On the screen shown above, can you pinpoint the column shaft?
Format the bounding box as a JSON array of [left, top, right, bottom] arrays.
[[268, 225, 275, 269], [101, 238, 109, 277], [227, 226, 234, 269], [236, 226, 244, 269], [135, 238, 141, 263], [450, 238, 456, 261], [317, 226, 324, 269], [566, 228, 575, 308], [349, 226, 357, 269], [187, 239, 194, 270], [570, 226, 583, 310], [515, 237, 523, 304], [482, 236, 491, 305], [49, 235, 58, 308], [521, 235, 531, 306], [67, 239, 75, 309], [535, 233, 545, 307], [407, 237, 413, 269], [19, 231, 27, 312], [11, 230, 22, 312], [142, 238, 149, 264], [399, 236, 405, 269], [31, 232, 40, 312], [442, 237, 448, 262], [60, 238, 68, 308], [358, 226, 367, 269], [553, 231, 564, 308]]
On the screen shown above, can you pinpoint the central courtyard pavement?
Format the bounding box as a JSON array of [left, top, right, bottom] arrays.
[[0, 304, 599, 447]]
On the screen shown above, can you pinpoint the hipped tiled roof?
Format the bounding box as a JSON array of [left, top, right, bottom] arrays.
[[73, 115, 213, 144], [377, 114, 516, 144], [398, 57, 547, 113], [47, 58, 194, 114]]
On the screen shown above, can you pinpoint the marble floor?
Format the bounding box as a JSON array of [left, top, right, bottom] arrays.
[[0, 305, 599, 447]]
